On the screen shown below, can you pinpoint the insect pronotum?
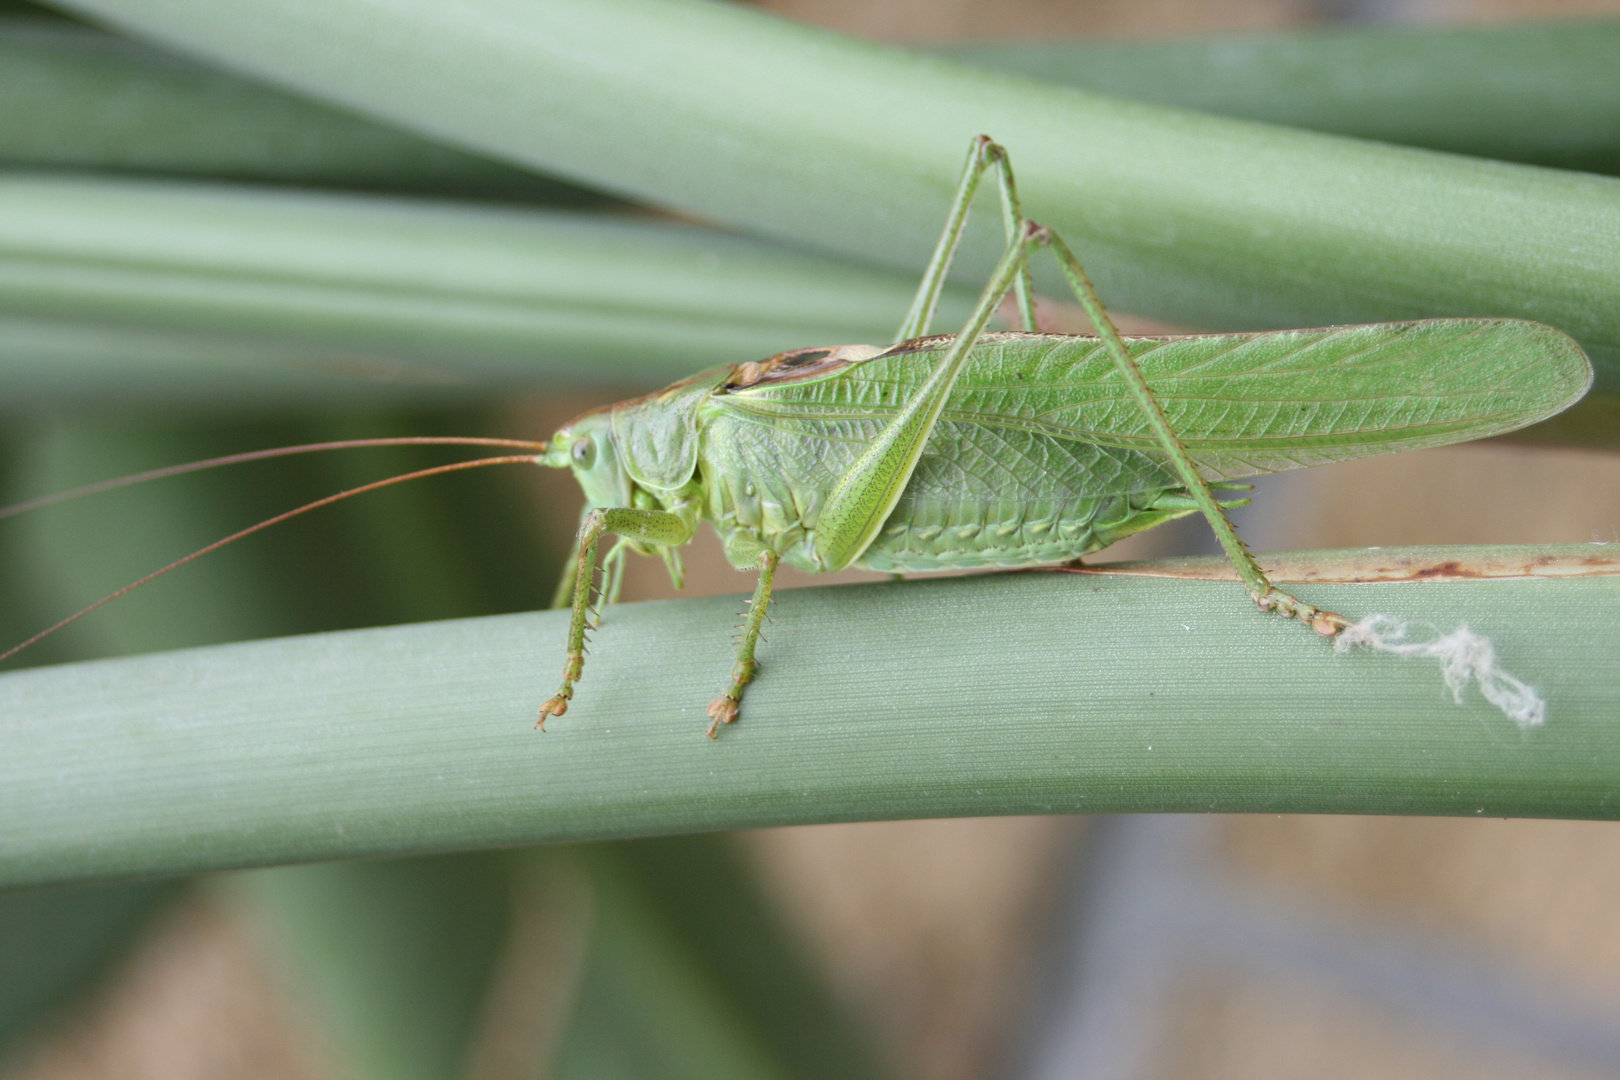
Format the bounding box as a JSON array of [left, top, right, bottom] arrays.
[[1, 137, 1594, 736]]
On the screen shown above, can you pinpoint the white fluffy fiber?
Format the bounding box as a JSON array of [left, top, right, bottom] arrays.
[[1335, 614, 1545, 728]]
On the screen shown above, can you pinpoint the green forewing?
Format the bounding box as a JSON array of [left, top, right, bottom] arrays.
[[718, 321, 1591, 482]]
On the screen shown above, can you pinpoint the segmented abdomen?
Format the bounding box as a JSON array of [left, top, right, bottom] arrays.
[[696, 407, 1193, 573]]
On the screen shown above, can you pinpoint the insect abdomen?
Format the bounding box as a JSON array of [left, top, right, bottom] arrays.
[[697, 408, 1198, 574], [852, 489, 1194, 573]]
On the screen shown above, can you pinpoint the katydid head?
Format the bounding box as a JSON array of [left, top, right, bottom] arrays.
[[542, 410, 633, 510], [543, 363, 738, 510]]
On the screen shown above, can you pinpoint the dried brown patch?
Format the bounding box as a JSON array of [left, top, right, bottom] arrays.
[[1058, 544, 1620, 583]]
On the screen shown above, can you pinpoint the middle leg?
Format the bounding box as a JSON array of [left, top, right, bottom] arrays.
[[707, 549, 779, 737]]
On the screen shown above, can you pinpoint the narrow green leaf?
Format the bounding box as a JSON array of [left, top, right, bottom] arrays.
[[12, 17, 1620, 185], [552, 849, 794, 1080], [238, 840, 885, 1080], [0, 176, 973, 403], [0, 17, 600, 202], [2, 546, 1616, 889], [39, 0, 1620, 432], [946, 20, 1620, 177]]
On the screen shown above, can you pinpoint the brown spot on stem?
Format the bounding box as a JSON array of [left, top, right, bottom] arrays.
[[1051, 544, 1620, 583]]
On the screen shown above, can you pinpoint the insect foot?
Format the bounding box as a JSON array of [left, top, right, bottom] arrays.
[[706, 694, 741, 739], [707, 653, 762, 738], [1255, 589, 1350, 637], [536, 694, 568, 729], [537, 652, 585, 730], [707, 655, 758, 738]]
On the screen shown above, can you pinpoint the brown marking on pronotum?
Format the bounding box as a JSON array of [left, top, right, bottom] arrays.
[[730, 361, 768, 386], [721, 343, 904, 391]]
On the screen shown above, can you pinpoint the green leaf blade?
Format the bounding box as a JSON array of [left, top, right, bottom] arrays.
[[947, 20, 1620, 176], [38, 0, 1620, 418], [0, 174, 973, 402], [2, 546, 1616, 889], [0, 17, 594, 200]]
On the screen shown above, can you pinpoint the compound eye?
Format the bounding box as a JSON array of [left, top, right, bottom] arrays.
[[570, 435, 595, 469]]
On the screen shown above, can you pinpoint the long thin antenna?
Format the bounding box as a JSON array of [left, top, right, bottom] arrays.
[[0, 436, 549, 521], [0, 453, 540, 666]]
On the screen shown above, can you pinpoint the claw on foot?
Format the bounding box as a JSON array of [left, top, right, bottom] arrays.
[[537, 695, 569, 730], [1311, 611, 1349, 636], [706, 696, 739, 739]]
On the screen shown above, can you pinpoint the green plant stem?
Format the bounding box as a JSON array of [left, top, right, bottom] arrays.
[[12, 17, 1620, 184], [0, 176, 971, 404], [946, 19, 1620, 177], [0, 18, 601, 202], [2, 545, 1616, 889], [38, 0, 1620, 432]]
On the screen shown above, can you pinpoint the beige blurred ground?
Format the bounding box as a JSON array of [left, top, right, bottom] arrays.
[[742, 816, 1080, 1080], [752, 0, 1313, 41], [8, 0, 1620, 1079], [1222, 817, 1620, 1009], [7, 899, 330, 1080], [1151, 964, 1613, 1080], [1135, 818, 1620, 1080]]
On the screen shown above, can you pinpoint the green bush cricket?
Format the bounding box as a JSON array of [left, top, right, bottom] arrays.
[[0, 137, 1592, 735], [533, 136, 1591, 736]]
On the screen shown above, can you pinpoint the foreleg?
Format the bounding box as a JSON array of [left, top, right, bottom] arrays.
[[537, 505, 691, 727]]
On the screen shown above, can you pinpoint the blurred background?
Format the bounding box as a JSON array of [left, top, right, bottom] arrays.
[[3, 0, 1620, 1077]]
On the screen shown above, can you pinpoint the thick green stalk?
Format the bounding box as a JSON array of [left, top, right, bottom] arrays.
[[11, 18, 1620, 185], [0, 176, 971, 403], [947, 20, 1620, 177], [38, 0, 1620, 429], [0, 18, 596, 201], [2, 546, 1616, 889]]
